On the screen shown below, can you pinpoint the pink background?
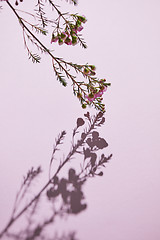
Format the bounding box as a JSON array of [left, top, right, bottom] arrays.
[[0, 0, 160, 239]]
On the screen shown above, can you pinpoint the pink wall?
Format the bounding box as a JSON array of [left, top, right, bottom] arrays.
[[0, 0, 160, 239]]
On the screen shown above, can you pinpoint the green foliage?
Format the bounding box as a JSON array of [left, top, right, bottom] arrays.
[[29, 52, 41, 63]]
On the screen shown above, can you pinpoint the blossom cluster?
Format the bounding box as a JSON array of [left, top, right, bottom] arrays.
[[51, 15, 87, 46], [83, 64, 96, 76], [85, 84, 108, 102], [76, 78, 108, 112]]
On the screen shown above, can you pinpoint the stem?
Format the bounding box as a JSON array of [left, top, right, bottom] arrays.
[[48, 0, 67, 22]]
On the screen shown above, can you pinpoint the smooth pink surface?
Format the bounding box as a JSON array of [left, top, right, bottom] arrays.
[[0, 0, 160, 239]]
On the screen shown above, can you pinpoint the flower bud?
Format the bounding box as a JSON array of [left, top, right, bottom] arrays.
[[76, 20, 82, 27], [77, 26, 83, 32], [93, 88, 98, 94], [99, 85, 105, 91], [78, 15, 87, 23], [88, 93, 94, 98], [65, 30, 70, 36], [51, 33, 58, 43], [77, 92, 82, 98], [95, 91, 103, 98], [72, 35, 77, 46], [61, 32, 67, 39], [83, 68, 90, 75], [82, 104, 87, 109], [89, 65, 96, 71], [70, 24, 75, 29], [71, 28, 77, 35], [58, 38, 63, 45], [100, 78, 106, 83], [64, 37, 72, 45]]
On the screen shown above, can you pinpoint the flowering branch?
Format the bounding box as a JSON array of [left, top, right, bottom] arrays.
[[1, 0, 111, 112]]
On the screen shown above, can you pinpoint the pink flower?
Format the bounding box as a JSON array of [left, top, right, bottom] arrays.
[[95, 91, 103, 98], [64, 37, 72, 45], [58, 38, 64, 45], [101, 86, 107, 93], [85, 86, 107, 102], [81, 15, 87, 23], [61, 32, 68, 40], [87, 86, 107, 101], [86, 96, 94, 102], [78, 15, 87, 23], [51, 35, 58, 43], [85, 94, 96, 102], [77, 26, 83, 32], [72, 28, 78, 34], [65, 41, 72, 45], [83, 68, 90, 75]]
